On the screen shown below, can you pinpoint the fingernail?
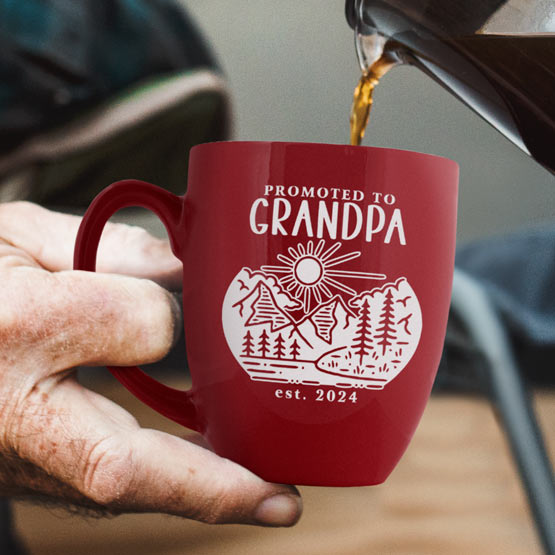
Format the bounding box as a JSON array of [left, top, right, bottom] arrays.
[[254, 494, 302, 527]]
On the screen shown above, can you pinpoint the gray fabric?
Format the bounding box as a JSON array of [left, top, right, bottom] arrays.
[[434, 223, 555, 390], [456, 224, 555, 347], [0, 0, 218, 154]]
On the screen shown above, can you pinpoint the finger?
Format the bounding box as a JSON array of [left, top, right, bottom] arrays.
[[122, 429, 302, 526], [12, 378, 302, 527], [0, 201, 182, 289], [3, 266, 181, 370]]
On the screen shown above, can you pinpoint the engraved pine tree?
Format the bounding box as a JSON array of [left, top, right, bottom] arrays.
[[290, 338, 301, 360], [351, 297, 372, 365], [242, 330, 255, 356], [258, 329, 271, 358], [274, 333, 286, 359], [374, 287, 397, 356]]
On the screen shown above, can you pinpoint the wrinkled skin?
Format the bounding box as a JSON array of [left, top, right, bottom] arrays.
[[0, 202, 301, 526]]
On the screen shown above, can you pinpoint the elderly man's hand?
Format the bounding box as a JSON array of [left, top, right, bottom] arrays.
[[0, 202, 301, 526]]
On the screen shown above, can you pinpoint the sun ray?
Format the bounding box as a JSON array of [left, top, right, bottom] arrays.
[[276, 254, 295, 266], [303, 288, 310, 313], [260, 265, 290, 274], [288, 246, 299, 259], [327, 269, 386, 280], [313, 286, 322, 304], [321, 242, 342, 261], [314, 239, 325, 257], [320, 282, 333, 298], [279, 275, 295, 286], [259, 240, 387, 314], [324, 251, 361, 268], [323, 276, 357, 296]]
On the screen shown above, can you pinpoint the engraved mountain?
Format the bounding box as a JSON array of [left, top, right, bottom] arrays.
[[234, 277, 356, 346], [297, 295, 356, 344], [235, 281, 293, 331]]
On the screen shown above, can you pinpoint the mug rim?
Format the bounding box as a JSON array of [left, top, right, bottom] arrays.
[[191, 140, 459, 169]]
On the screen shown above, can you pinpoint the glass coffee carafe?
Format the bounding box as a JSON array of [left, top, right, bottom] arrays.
[[345, 0, 555, 173]]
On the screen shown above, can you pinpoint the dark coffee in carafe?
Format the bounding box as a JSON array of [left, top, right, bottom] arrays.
[[347, 0, 554, 172]]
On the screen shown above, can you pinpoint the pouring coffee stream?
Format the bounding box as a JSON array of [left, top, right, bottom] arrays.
[[349, 52, 397, 146], [347, 0, 555, 172]]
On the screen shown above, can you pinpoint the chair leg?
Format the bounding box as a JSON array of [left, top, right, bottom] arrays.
[[451, 270, 555, 554]]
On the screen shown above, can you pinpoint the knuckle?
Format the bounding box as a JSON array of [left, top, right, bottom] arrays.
[[0, 271, 90, 362], [103, 221, 175, 272], [62, 273, 117, 325], [0, 201, 43, 234], [200, 499, 234, 525], [192, 464, 250, 524], [80, 436, 134, 508], [0, 200, 32, 219], [125, 281, 176, 360], [10, 200, 34, 211], [0, 298, 20, 346], [58, 272, 173, 366], [191, 493, 230, 524], [0, 270, 44, 347], [107, 222, 156, 254]]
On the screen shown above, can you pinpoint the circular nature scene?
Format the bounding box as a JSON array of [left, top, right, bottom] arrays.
[[222, 240, 422, 390]]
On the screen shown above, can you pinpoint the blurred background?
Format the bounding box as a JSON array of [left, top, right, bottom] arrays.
[[185, 0, 553, 244], [5, 1, 554, 554]]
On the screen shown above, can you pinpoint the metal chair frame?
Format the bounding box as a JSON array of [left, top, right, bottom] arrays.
[[451, 270, 555, 554]]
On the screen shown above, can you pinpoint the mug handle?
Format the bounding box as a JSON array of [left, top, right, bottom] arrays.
[[73, 179, 199, 431]]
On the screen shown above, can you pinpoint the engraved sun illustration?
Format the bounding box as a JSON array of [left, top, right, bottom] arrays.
[[260, 239, 386, 313]]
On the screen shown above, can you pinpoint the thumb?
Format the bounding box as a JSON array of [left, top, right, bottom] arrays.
[[115, 428, 303, 526], [15, 379, 302, 527]]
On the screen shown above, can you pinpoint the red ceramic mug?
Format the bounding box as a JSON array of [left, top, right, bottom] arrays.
[[74, 141, 458, 486]]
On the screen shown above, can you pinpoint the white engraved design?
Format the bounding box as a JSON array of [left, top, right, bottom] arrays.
[[222, 240, 422, 390]]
